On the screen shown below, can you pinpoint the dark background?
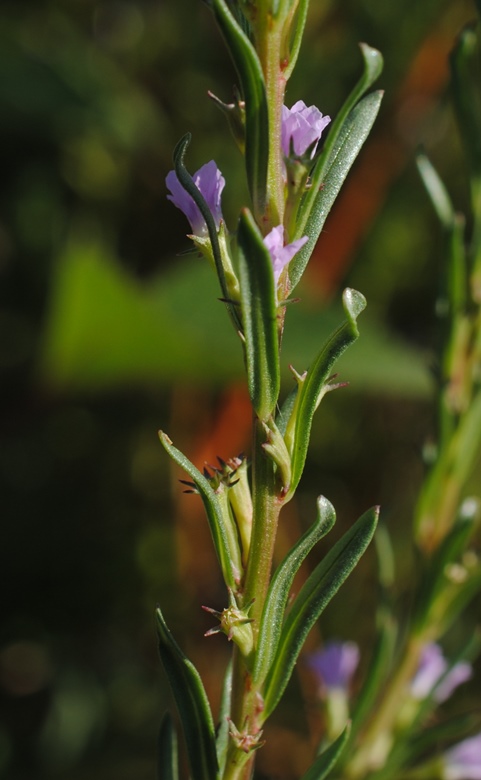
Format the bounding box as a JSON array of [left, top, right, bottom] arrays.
[[1, 0, 480, 778]]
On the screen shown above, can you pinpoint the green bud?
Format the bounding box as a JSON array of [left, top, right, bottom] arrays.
[[203, 590, 255, 657], [192, 222, 241, 305]]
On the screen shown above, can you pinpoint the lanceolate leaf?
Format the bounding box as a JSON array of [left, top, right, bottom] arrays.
[[156, 608, 219, 780], [284, 288, 366, 499], [284, 0, 310, 80], [416, 152, 456, 230], [211, 0, 269, 218], [158, 431, 242, 589], [253, 496, 336, 686], [237, 209, 280, 419], [216, 659, 233, 776], [300, 723, 351, 780], [263, 506, 379, 719], [157, 713, 179, 780], [450, 23, 481, 180], [290, 90, 383, 291]]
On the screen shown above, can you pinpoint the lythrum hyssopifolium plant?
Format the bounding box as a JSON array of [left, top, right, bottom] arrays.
[[156, 1, 481, 779]]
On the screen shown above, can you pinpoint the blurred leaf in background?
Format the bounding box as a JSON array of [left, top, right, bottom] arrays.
[[0, 0, 479, 778]]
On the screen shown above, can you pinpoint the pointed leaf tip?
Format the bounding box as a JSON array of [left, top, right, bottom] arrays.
[[300, 722, 352, 780], [155, 608, 218, 780]]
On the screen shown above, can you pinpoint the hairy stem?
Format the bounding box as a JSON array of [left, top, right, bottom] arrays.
[[254, 13, 286, 231], [222, 416, 281, 780]]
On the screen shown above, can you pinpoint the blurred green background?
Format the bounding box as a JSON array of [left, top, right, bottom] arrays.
[[1, 0, 480, 778]]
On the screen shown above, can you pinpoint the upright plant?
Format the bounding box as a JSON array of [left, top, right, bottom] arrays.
[[157, 1, 481, 779]]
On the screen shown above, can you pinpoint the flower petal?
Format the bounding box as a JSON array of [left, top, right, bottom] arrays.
[[263, 226, 308, 285], [305, 640, 360, 694], [282, 100, 331, 158], [444, 734, 481, 780], [411, 643, 472, 703], [166, 160, 225, 237]]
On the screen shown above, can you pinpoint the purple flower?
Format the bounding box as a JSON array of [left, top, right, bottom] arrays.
[[166, 160, 225, 237], [411, 644, 472, 703], [263, 225, 308, 285], [305, 641, 360, 695], [281, 100, 331, 158], [443, 734, 481, 780]]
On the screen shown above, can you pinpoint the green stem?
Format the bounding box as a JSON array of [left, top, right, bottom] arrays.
[[254, 15, 287, 231], [243, 417, 281, 626], [344, 636, 425, 779], [221, 416, 282, 780]]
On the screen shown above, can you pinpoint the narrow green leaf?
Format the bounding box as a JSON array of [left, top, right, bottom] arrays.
[[254, 496, 335, 686], [263, 506, 379, 719], [344, 526, 397, 757], [416, 152, 456, 229], [237, 208, 280, 419], [157, 713, 179, 780], [415, 390, 481, 548], [284, 0, 311, 80], [284, 288, 366, 499], [291, 43, 382, 235], [216, 660, 233, 776], [347, 607, 396, 752], [450, 23, 481, 179], [158, 431, 242, 589], [414, 509, 478, 633], [290, 90, 383, 291], [211, 0, 269, 217], [301, 723, 351, 780], [156, 608, 219, 780]]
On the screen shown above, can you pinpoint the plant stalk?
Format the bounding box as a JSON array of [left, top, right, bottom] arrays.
[[222, 415, 281, 780]]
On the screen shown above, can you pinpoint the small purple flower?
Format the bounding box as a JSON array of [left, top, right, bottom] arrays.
[[305, 641, 360, 696], [166, 160, 225, 237], [411, 644, 472, 703], [443, 734, 481, 780], [263, 225, 308, 285], [281, 100, 331, 158]]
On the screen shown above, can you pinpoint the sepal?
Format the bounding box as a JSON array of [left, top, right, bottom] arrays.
[[224, 455, 253, 565], [191, 222, 241, 307], [203, 590, 255, 658], [262, 417, 292, 495], [158, 431, 243, 590]]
